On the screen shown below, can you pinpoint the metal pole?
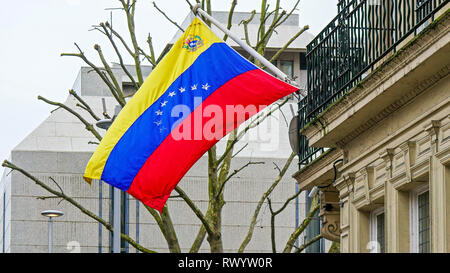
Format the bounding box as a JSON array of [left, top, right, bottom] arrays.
[[113, 187, 121, 253], [193, 5, 306, 98], [98, 180, 103, 253], [295, 183, 299, 248], [48, 218, 53, 253], [194, 6, 286, 80]]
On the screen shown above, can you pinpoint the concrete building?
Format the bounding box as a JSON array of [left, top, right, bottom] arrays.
[[0, 11, 316, 253], [294, 0, 450, 252]]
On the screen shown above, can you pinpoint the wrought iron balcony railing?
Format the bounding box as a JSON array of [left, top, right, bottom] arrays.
[[298, 0, 448, 167]]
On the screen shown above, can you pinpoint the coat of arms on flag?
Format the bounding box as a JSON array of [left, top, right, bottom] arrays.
[[183, 34, 204, 52], [83, 17, 298, 212]]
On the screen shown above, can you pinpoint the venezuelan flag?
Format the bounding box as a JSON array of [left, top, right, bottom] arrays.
[[84, 17, 298, 212]]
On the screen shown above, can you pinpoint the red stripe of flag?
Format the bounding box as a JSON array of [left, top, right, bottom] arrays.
[[127, 69, 297, 212]]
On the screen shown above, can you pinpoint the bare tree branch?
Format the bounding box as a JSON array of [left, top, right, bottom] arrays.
[[61, 43, 125, 107], [174, 186, 215, 238], [282, 195, 320, 253], [255, 9, 286, 51], [2, 160, 155, 253], [269, 25, 309, 63], [223, 0, 237, 41], [37, 95, 102, 141], [98, 22, 140, 89], [104, 21, 134, 57], [231, 143, 248, 159], [185, 0, 194, 10], [238, 152, 296, 252], [293, 234, 323, 253], [143, 204, 181, 253], [268, 189, 302, 253], [152, 1, 184, 32], [215, 161, 264, 199], [93, 44, 126, 103], [68, 89, 100, 121], [189, 209, 211, 253], [240, 10, 256, 47], [119, 0, 144, 85], [145, 33, 157, 66], [274, 0, 300, 29]]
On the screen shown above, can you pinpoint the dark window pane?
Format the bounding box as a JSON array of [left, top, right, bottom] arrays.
[[280, 60, 294, 79], [305, 194, 321, 253], [300, 52, 307, 70], [418, 191, 430, 253], [376, 212, 385, 253]]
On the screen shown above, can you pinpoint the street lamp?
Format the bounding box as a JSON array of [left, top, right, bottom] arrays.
[[96, 119, 113, 130], [96, 103, 122, 253], [41, 210, 64, 253]]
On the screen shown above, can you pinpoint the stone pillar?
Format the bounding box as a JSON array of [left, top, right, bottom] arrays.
[[353, 208, 370, 252], [426, 120, 449, 252], [346, 173, 370, 252], [336, 172, 355, 253], [382, 148, 410, 252]]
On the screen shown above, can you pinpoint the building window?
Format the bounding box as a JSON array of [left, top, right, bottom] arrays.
[[280, 60, 294, 79], [410, 185, 430, 253], [305, 193, 323, 253], [108, 187, 130, 253], [122, 82, 138, 98], [299, 52, 307, 70], [2, 192, 5, 253], [279, 60, 295, 100], [271, 59, 278, 67], [120, 191, 130, 253], [370, 207, 385, 253]]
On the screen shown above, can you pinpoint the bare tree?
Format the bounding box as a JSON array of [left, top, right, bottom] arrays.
[[2, 0, 319, 253]]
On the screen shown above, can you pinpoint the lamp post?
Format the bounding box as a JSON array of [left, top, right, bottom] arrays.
[[41, 210, 64, 253], [96, 104, 122, 253]]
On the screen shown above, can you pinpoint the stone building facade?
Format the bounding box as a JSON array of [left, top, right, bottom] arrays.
[[294, 0, 450, 253]]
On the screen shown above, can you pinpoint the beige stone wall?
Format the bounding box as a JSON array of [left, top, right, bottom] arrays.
[[294, 6, 450, 253], [336, 103, 450, 252]]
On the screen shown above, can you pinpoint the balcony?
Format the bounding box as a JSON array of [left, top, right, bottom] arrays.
[[298, 0, 449, 167]]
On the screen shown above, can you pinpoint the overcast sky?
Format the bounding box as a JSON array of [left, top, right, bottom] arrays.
[[0, 0, 337, 170]]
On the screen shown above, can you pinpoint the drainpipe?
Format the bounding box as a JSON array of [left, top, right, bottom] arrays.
[[295, 183, 299, 248], [308, 159, 344, 198]]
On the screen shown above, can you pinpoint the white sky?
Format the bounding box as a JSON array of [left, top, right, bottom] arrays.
[[0, 0, 337, 170]]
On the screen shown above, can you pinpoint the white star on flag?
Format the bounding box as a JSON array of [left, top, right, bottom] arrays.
[[179, 87, 186, 93], [154, 121, 162, 126], [155, 110, 163, 116], [191, 84, 197, 91], [202, 83, 210, 90], [161, 101, 168, 107], [169, 91, 176, 97]]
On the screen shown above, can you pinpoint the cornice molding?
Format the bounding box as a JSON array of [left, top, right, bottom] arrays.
[[293, 148, 343, 187]]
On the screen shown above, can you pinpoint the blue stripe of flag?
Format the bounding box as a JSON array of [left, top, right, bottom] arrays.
[[101, 42, 257, 190]]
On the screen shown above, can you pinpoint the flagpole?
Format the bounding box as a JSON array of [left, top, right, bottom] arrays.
[[193, 4, 305, 98]]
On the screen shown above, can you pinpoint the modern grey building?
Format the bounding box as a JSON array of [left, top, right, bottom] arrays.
[[0, 11, 321, 253]]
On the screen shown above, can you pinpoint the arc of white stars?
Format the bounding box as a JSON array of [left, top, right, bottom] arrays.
[[179, 87, 186, 93], [155, 110, 163, 116], [161, 100, 168, 107], [191, 84, 197, 91], [169, 91, 176, 97], [202, 83, 210, 90], [154, 121, 162, 126]]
